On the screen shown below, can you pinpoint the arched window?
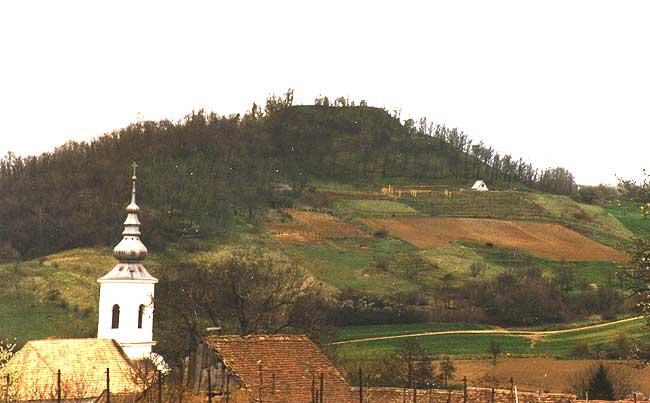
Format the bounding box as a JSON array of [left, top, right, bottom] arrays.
[[111, 304, 120, 329], [137, 304, 145, 329]]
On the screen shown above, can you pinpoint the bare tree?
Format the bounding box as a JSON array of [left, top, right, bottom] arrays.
[[157, 247, 330, 354]]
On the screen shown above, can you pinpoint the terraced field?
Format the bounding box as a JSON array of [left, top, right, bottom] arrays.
[[333, 199, 418, 217], [402, 191, 546, 219], [362, 217, 627, 261]]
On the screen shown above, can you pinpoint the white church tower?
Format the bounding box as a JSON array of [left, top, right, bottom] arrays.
[[97, 163, 158, 360]]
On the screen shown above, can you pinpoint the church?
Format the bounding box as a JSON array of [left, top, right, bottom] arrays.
[[1, 165, 155, 401], [96, 163, 158, 360], [2, 164, 352, 403]]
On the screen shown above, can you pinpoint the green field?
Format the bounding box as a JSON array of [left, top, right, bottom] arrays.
[[334, 199, 418, 217], [282, 237, 425, 295], [534, 318, 647, 355], [337, 334, 534, 358], [335, 317, 648, 359], [532, 194, 632, 247], [337, 322, 494, 341], [605, 201, 650, 237], [402, 191, 546, 220]]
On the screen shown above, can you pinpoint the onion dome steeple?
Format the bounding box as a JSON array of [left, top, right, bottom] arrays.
[[97, 163, 158, 360], [98, 163, 157, 283], [113, 162, 148, 262]]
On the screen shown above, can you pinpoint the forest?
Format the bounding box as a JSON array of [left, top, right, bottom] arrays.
[[0, 91, 576, 259]]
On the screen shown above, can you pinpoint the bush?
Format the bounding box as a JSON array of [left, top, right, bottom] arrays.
[[570, 341, 592, 359], [374, 229, 388, 238]]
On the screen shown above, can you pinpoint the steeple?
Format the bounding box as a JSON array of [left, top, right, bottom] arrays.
[[97, 163, 158, 360], [112, 162, 148, 265]]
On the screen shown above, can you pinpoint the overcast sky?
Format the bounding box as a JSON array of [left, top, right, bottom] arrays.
[[0, 1, 648, 185]]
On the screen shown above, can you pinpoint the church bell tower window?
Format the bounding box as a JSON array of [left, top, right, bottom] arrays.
[[137, 304, 145, 329], [111, 304, 120, 329]]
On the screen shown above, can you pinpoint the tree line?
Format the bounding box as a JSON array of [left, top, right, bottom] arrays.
[[0, 90, 576, 258]]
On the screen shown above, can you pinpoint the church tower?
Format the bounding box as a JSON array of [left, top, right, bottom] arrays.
[[97, 163, 158, 360]]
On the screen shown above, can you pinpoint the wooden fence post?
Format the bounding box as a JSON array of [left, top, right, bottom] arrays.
[[208, 367, 212, 403], [157, 370, 162, 403], [319, 373, 324, 403], [359, 368, 363, 403], [57, 369, 61, 403], [463, 377, 467, 403]]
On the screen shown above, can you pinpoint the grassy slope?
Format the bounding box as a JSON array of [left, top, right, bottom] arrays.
[[605, 201, 650, 236], [532, 194, 632, 247], [3, 183, 642, 353], [0, 223, 261, 346], [282, 237, 423, 295]]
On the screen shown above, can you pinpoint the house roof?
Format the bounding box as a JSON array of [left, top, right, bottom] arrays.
[[2, 338, 139, 401], [204, 334, 352, 403]]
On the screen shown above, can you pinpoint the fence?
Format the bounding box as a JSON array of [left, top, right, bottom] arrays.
[[1, 368, 645, 403]]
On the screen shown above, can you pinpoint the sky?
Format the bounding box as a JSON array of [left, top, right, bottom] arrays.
[[0, 1, 648, 185]]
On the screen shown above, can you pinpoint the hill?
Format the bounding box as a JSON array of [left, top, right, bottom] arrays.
[[0, 98, 576, 259], [1, 98, 646, 388], [1, 182, 641, 348]]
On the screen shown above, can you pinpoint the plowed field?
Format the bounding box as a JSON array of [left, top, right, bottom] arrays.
[[292, 211, 367, 237], [363, 217, 627, 261], [267, 211, 366, 243]]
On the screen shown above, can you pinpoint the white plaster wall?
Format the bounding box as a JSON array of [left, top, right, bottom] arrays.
[[97, 281, 155, 358]]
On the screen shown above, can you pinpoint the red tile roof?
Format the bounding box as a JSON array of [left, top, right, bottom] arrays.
[[205, 334, 353, 403]]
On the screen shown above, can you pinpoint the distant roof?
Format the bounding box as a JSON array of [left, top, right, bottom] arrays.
[[98, 262, 158, 283], [204, 334, 352, 403], [2, 338, 139, 401], [471, 180, 488, 189]]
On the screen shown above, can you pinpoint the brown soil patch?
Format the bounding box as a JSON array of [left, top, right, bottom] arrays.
[[267, 211, 366, 243], [450, 357, 650, 395], [363, 217, 627, 261], [291, 211, 367, 238], [265, 222, 319, 243]]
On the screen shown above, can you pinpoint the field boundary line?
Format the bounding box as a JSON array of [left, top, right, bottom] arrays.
[[332, 316, 644, 345]]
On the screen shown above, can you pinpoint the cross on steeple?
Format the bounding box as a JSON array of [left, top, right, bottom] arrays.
[[131, 162, 138, 178]]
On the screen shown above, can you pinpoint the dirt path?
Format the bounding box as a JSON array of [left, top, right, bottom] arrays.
[[332, 316, 643, 346]]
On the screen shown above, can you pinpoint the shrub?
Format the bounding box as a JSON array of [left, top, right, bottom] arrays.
[[374, 229, 388, 238], [570, 341, 592, 359]]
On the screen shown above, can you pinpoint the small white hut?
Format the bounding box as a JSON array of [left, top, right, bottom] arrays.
[[471, 180, 489, 191]]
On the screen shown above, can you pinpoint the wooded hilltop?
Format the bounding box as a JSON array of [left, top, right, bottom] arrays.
[[0, 91, 576, 259]]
